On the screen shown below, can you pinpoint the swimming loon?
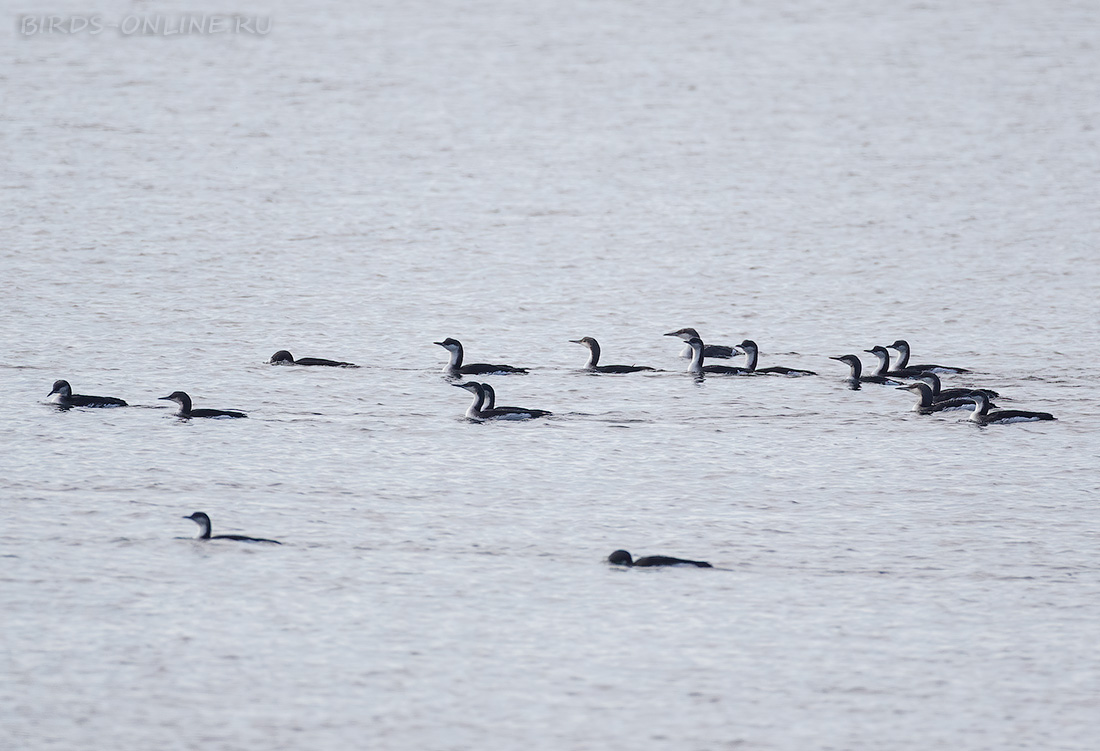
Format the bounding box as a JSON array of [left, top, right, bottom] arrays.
[[608, 550, 712, 568], [684, 337, 750, 376], [888, 340, 970, 374], [736, 340, 817, 376], [570, 337, 655, 373], [829, 354, 903, 388], [897, 382, 989, 414], [434, 338, 528, 376], [479, 382, 544, 415], [159, 391, 247, 419], [967, 393, 1055, 425], [665, 328, 738, 359], [183, 512, 281, 544], [863, 345, 937, 379], [270, 350, 357, 367], [453, 382, 550, 420], [917, 371, 999, 402], [47, 380, 127, 408]]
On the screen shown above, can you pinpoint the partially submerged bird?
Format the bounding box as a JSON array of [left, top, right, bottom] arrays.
[[684, 337, 751, 376], [47, 380, 127, 408], [183, 512, 280, 544], [830, 354, 903, 388], [608, 550, 712, 568], [888, 339, 970, 374], [570, 337, 655, 373], [452, 381, 550, 420], [897, 382, 988, 415], [736, 340, 816, 376], [863, 345, 931, 378], [664, 328, 738, 359], [159, 391, 247, 419], [967, 393, 1055, 425], [270, 350, 357, 367], [434, 338, 528, 377]]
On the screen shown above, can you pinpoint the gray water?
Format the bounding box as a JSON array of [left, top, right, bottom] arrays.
[[3, 0, 1099, 749]]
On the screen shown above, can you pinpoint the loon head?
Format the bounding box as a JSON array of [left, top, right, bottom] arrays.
[[453, 382, 483, 394], [183, 511, 212, 538], [48, 379, 72, 398], [569, 337, 598, 349], [664, 327, 700, 341], [737, 339, 758, 353], [863, 345, 890, 359], [608, 550, 634, 566], [270, 350, 294, 364], [158, 391, 193, 413], [917, 372, 941, 391], [887, 339, 910, 352], [434, 338, 462, 352]]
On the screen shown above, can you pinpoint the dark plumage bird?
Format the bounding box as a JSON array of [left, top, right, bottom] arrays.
[[888, 339, 970, 374], [665, 327, 738, 359], [452, 382, 550, 420], [183, 512, 280, 544], [897, 382, 989, 415], [684, 337, 751, 376], [864, 345, 929, 378], [967, 393, 1055, 425], [159, 391, 246, 419], [737, 340, 816, 376], [480, 382, 542, 415], [270, 350, 357, 367], [917, 371, 999, 402], [570, 337, 655, 373], [47, 380, 127, 408], [608, 550, 712, 568], [435, 338, 528, 377], [830, 354, 903, 388]]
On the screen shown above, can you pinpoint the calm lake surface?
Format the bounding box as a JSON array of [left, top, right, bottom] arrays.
[[3, 1, 1099, 749]]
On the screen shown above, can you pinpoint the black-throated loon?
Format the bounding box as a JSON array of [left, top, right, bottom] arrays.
[[479, 382, 544, 415], [270, 350, 357, 367], [897, 382, 989, 414], [608, 549, 712, 568], [434, 338, 528, 376], [664, 328, 738, 359], [159, 391, 247, 419], [684, 337, 750, 375], [864, 345, 935, 378], [47, 380, 127, 408], [917, 372, 999, 402], [888, 339, 970, 374], [736, 340, 816, 376], [183, 512, 280, 543], [452, 382, 550, 420], [570, 337, 655, 373], [967, 393, 1055, 425], [829, 354, 902, 388]]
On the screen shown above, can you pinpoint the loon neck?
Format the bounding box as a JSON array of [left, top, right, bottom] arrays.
[[866, 347, 890, 376], [585, 340, 601, 369], [893, 341, 912, 369], [449, 343, 464, 370], [465, 383, 486, 418], [741, 342, 759, 372], [482, 383, 496, 410], [688, 339, 705, 373], [911, 382, 933, 408]]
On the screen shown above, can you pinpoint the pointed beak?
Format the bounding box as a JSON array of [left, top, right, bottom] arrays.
[[433, 341, 444, 346], [828, 356, 844, 361], [569, 339, 583, 344], [862, 349, 875, 354], [158, 395, 172, 401], [663, 331, 678, 337]]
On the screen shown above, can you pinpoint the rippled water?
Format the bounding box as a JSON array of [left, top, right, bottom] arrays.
[[3, 1, 1099, 749]]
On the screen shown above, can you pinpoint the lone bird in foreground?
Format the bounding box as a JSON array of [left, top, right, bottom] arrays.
[[183, 512, 281, 544], [608, 549, 712, 568]]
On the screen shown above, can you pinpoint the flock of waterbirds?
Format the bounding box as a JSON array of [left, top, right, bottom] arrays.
[[45, 329, 1056, 564]]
